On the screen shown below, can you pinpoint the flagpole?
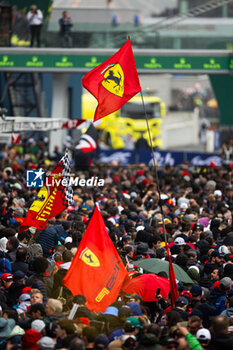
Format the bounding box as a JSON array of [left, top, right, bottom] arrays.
[[140, 91, 167, 243]]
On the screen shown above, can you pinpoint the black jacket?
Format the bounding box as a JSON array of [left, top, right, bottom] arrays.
[[208, 333, 233, 350]]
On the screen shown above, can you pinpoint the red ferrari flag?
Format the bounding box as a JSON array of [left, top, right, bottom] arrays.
[[19, 151, 73, 233], [63, 206, 128, 312], [82, 38, 141, 122]]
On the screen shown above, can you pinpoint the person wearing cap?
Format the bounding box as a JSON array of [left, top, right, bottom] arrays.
[[94, 333, 109, 350], [108, 306, 132, 342], [38, 336, 55, 349], [189, 285, 203, 310], [173, 297, 189, 321], [174, 201, 189, 217], [214, 189, 223, 201], [170, 237, 189, 256], [109, 317, 142, 350], [0, 273, 13, 294], [196, 328, 211, 348], [134, 242, 150, 260], [192, 222, 204, 241], [31, 319, 46, 335], [5, 270, 26, 307]]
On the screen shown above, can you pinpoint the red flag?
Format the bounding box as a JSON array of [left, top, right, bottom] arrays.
[[19, 151, 73, 233], [11, 133, 21, 144], [82, 38, 141, 122], [63, 206, 128, 312], [62, 119, 85, 129], [165, 244, 179, 306]]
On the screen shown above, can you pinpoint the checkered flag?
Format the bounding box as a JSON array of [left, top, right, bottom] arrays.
[[58, 149, 74, 206]]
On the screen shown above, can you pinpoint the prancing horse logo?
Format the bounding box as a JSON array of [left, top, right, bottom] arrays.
[[80, 248, 100, 267], [101, 63, 124, 97]]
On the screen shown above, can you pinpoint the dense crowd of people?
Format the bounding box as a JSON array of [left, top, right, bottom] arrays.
[[0, 140, 233, 350]]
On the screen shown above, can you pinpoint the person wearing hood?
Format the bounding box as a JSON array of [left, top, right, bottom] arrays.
[[52, 250, 73, 304], [220, 294, 233, 317]]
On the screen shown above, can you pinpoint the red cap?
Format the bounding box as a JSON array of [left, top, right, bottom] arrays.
[[0, 273, 13, 281], [29, 164, 37, 169], [67, 206, 75, 213], [22, 287, 32, 294], [76, 317, 90, 326], [142, 178, 149, 185], [136, 170, 144, 176], [113, 176, 120, 183], [82, 216, 88, 224], [180, 290, 192, 300]]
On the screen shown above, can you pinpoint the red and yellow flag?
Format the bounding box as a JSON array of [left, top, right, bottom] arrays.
[[19, 151, 73, 233], [63, 206, 128, 312], [82, 38, 141, 122]]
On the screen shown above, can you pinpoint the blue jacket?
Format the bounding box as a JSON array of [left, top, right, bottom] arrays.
[[36, 225, 65, 255]]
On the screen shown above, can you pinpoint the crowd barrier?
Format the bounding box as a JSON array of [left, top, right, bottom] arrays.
[[96, 149, 222, 167]]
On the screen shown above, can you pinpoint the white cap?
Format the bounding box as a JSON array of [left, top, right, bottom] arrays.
[[174, 237, 185, 246], [0, 237, 7, 252], [218, 245, 229, 255], [161, 194, 168, 200], [177, 197, 189, 207], [31, 319, 46, 333], [214, 190, 222, 198], [107, 217, 116, 225], [196, 328, 211, 341], [37, 336, 55, 349], [136, 225, 145, 232], [64, 236, 72, 244], [28, 138, 35, 144], [180, 202, 188, 209]]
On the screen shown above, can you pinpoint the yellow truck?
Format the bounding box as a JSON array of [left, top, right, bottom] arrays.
[[82, 92, 166, 149]]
